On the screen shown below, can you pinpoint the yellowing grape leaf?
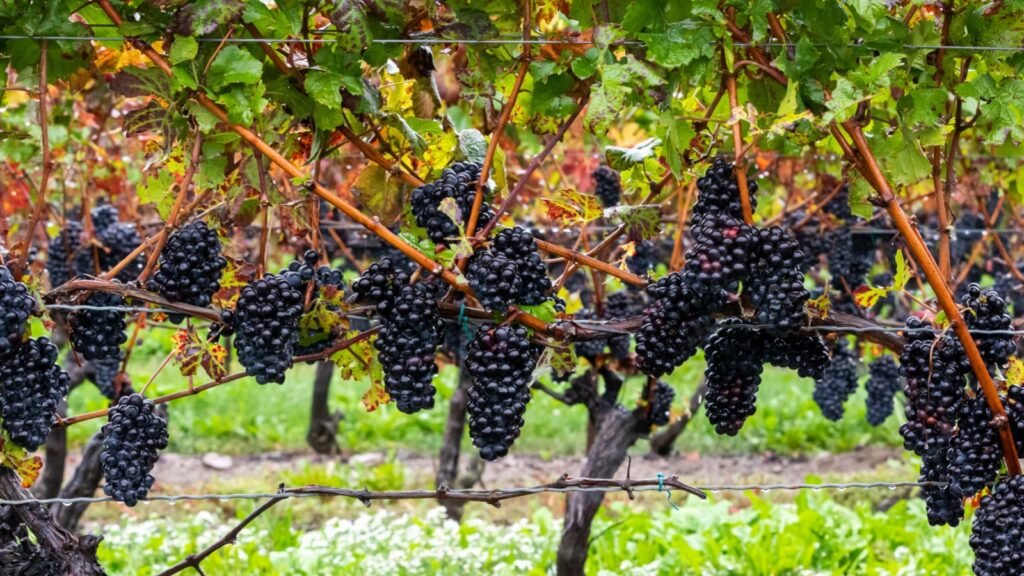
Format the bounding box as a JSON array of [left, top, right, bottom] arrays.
[[0, 431, 42, 487], [854, 284, 888, 309], [807, 292, 831, 318], [172, 326, 227, 380], [1007, 356, 1024, 387], [893, 249, 911, 291], [542, 188, 603, 226]]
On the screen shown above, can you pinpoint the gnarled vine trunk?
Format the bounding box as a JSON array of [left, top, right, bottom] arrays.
[[435, 367, 485, 521], [307, 361, 342, 454], [649, 379, 707, 457], [52, 432, 105, 533]]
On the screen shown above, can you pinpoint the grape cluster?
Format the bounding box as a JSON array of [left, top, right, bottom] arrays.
[[644, 380, 675, 427], [284, 250, 347, 358], [812, 340, 859, 421], [953, 211, 986, 263], [374, 282, 442, 413], [148, 221, 227, 315], [704, 321, 766, 435], [0, 338, 70, 451], [960, 283, 1014, 367], [232, 273, 304, 384], [635, 280, 713, 377], [919, 448, 964, 527], [899, 318, 968, 457], [491, 226, 551, 306], [761, 333, 830, 380], [465, 324, 537, 460], [467, 251, 521, 312], [353, 258, 442, 413], [0, 265, 36, 360], [100, 394, 168, 506], [971, 475, 1024, 575], [627, 240, 658, 277], [69, 291, 127, 362], [410, 162, 491, 244], [88, 204, 146, 282], [947, 394, 1003, 499], [572, 309, 607, 362], [47, 220, 84, 288], [747, 226, 809, 329], [605, 289, 644, 361], [827, 227, 875, 287], [592, 165, 621, 207], [89, 356, 126, 400], [865, 356, 901, 426], [692, 158, 754, 217]]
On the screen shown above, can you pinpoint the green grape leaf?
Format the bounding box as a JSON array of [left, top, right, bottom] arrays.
[[352, 164, 406, 225], [604, 204, 661, 241], [206, 46, 263, 91], [305, 70, 344, 110]]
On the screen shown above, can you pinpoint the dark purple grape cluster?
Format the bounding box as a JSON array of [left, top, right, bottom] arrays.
[[827, 227, 875, 287], [88, 356, 126, 400], [865, 355, 901, 426], [47, 220, 83, 288], [68, 291, 127, 362], [812, 340, 859, 421], [351, 257, 408, 306], [644, 380, 675, 427], [635, 283, 714, 377], [467, 251, 521, 312], [148, 221, 226, 313], [100, 394, 168, 506], [605, 289, 644, 360], [491, 226, 552, 306], [703, 320, 765, 435], [465, 324, 537, 460], [89, 204, 146, 283], [286, 250, 347, 358], [747, 226, 809, 329], [592, 165, 621, 207], [572, 309, 607, 362], [899, 318, 968, 457], [960, 283, 1014, 367], [919, 448, 964, 527], [627, 240, 659, 277], [0, 338, 70, 451], [410, 162, 491, 244], [971, 475, 1024, 574], [0, 265, 36, 360], [374, 281, 442, 413], [947, 394, 1003, 499], [692, 158, 755, 218], [760, 333, 830, 380], [232, 273, 304, 384]]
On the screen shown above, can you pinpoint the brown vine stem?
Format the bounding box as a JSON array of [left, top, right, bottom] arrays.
[[931, 0, 954, 280], [17, 40, 52, 279], [535, 239, 647, 287], [723, 13, 753, 225], [478, 97, 587, 239], [47, 278, 222, 322], [766, 13, 794, 60], [137, 133, 203, 283], [842, 121, 1021, 474], [465, 0, 532, 238]]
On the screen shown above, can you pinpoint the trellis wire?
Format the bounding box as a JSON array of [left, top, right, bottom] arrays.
[[0, 480, 943, 507], [8, 33, 1024, 52], [46, 303, 182, 315]]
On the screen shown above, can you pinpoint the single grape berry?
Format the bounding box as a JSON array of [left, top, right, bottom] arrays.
[[812, 340, 859, 421], [465, 324, 538, 460], [703, 320, 766, 435], [100, 394, 168, 506], [0, 265, 36, 361], [491, 226, 552, 306], [148, 221, 227, 313], [47, 220, 84, 288], [971, 475, 1024, 574], [233, 273, 304, 384], [466, 250, 521, 312], [0, 338, 70, 451], [865, 356, 901, 426], [592, 165, 621, 207], [410, 162, 492, 244], [68, 291, 128, 362]]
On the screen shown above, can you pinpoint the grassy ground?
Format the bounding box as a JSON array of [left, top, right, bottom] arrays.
[[66, 344, 902, 457]]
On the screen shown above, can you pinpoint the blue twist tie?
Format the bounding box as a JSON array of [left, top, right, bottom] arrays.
[[459, 302, 472, 339], [656, 472, 679, 511]]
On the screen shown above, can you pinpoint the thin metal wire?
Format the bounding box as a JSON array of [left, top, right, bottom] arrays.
[[0, 480, 943, 506], [46, 303, 182, 315]]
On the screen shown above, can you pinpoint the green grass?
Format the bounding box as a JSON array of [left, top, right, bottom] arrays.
[[92, 490, 972, 575], [66, 341, 902, 457]]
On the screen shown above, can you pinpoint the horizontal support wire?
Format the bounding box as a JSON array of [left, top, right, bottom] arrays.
[[0, 480, 944, 506], [6, 33, 1024, 51]]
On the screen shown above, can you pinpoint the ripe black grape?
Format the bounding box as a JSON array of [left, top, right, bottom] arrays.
[[627, 240, 658, 277], [960, 283, 1014, 367], [465, 324, 537, 460], [899, 318, 968, 457], [644, 380, 675, 427], [747, 226, 809, 329], [68, 291, 127, 362], [865, 355, 901, 426], [812, 339, 859, 421], [148, 221, 227, 313], [947, 394, 1002, 499], [703, 320, 765, 436], [410, 162, 491, 244], [47, 220, 83, 288], [0, 338, 70, 451], [692, 158, 756, 219], [100, 394, 168, 506], [971, 475, 1024, 575], [635, 291, 713, 377], [0, 265, 36, 361], [374, 281, 443, 413], [233, 273, 304, 384], [761, 333, 830, 380], [592, 165, 621, 207], [919, 448, 964, 527]]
